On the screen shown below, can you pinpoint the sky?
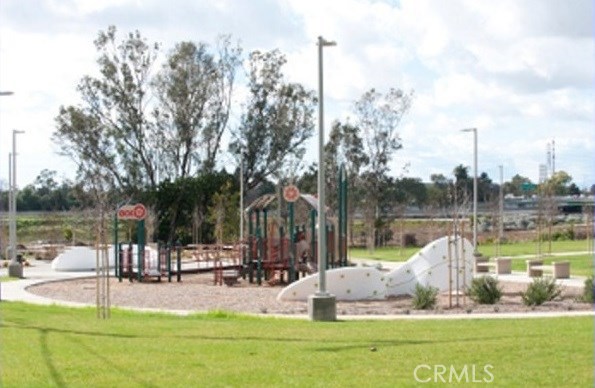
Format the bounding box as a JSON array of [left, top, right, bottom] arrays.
[[0, 0, 593, 190]]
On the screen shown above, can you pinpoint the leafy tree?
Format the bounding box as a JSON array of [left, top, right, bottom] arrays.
[[230, 49, 317, 190], [152, 37, 241, 177], [541, 171, 573, 196], [207, 180, 240, 243], [453, 164, 471, 205], [427, 173, 451, 211], [503, 174, 534, 197], [394, 177, 428, 207], [54, 26, 161, 196], [478, 172, 498, 203], [323, 120, 368, 215], [353, 88, 413, 250], [149, 171, 236, 244]]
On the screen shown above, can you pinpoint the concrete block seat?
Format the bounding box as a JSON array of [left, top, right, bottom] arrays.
[[526, 260, 570, 279], [475, 257, 512, 275]]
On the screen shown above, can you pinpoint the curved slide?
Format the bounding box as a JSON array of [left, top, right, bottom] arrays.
[[277, 236, 474, 301]]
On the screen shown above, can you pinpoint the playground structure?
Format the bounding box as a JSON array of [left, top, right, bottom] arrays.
[[242, 166, 349, 285], [113, 203, 243, 283], [277, 234, 474, 305], [113, 165, 350, 286]]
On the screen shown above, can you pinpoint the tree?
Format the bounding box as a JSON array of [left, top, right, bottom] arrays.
[[542, 171, 573, 196], [54, 26, 161, 196], [453, 164, 471, 205], [427, 173, 451, 211], [230, 49, 317, 190], [152, 37, 241, 178], [323, 120, 368, 214], [503, 174, 534, 197], [354, 88, 413, 250], [207, 180, 240, 243]]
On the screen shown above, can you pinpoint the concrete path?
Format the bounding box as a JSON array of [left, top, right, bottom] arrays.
[[0, 261, 97, 307]]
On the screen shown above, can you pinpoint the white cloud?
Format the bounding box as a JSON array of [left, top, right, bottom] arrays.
[[0, 0, 593, 189]]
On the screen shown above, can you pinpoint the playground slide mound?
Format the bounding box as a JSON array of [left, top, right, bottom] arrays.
[[277, 236, 474, 301], [51, 246, 116, 272]]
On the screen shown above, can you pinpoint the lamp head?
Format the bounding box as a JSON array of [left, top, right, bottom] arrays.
[[318, 36, 337, 47]]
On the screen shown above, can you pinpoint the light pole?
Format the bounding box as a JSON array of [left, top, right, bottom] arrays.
[[308, 36, 337, 322], [498, 165, 503, 256], [461, 128, 478, 252], [239, 145, 244, 243], [8, 129, 24, 278], [1, 91, 16, 276], [0, 90, 14, 276]]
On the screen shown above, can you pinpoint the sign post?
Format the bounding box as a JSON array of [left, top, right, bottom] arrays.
[[115, 204, 147, 282], [284, 185, 300, 282]]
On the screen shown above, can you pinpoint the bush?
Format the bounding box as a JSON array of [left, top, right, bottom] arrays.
[[412, 283, 439, 310], [521, 277, 562, 306], [581, 277, 594, 303], [468, 276, 502, 304]]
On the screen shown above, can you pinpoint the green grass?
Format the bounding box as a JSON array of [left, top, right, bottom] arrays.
[[479, 239, 592, 257], [0, 276, 21, 283], [508, 254, 594, 277], [1, 302, 593, 387], [350, 239, 592, 263]]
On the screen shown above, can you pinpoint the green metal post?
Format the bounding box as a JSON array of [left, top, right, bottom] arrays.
[[338, 163, 348, 267], [137, 219, 145, 282], [167, 243, 172, 283], [263, 209, 268, 266], [288, 202, 295, 282], [256, 226, 262, 285], [117, 243, 123, 282], [176, 244, 181, 282], [310, 209, 317, 262], [114, 211, 120, 280]]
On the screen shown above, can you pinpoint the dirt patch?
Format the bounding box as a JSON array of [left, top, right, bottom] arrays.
[[26, 272, 593, 316]]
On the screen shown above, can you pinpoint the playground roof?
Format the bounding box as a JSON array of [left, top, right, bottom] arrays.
[[245, 193, 323, 213], [245, 194, 276, 212]]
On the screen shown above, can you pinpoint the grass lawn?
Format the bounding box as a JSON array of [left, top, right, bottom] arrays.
[[350, 239, 592, 263], [0, 276, 20, 283], [1, 302, 593, 387], [508, 254, 594, 278]]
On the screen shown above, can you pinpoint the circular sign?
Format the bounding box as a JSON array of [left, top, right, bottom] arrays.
[[118, 203, 147, 220], [133, 204, 147, 220], [283, 185, 300, 202]]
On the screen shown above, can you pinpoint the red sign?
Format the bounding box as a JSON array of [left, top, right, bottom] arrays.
[[283, 185, 300, 202], [118, 203, 147, 220]]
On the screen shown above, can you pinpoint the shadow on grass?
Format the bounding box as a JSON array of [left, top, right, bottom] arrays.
[[39, 328, 66, 388]]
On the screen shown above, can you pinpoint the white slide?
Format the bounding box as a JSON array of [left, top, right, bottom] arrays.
[[277, 236, 474, 301]]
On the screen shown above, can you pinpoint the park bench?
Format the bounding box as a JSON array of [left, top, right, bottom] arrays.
[[474, 257, 512, 275], [526, 260, 570, 279]]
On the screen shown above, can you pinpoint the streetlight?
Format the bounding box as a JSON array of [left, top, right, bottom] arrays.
[[8, 129, 24, 278], [308, 36, 337, 322], [498, 165, 504, 257], [461, 128, 478, 253], [0, 91, 14, 276]]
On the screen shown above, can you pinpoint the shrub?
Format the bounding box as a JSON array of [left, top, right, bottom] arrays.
[[468, 276, 502, 304], [412, 283, 439, 310], [581, 277, 594, 304], [521, 277, 562, 306]]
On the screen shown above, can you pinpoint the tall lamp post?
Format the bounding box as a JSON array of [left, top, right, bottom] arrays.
[[0, 91, 14, 276], [461, 128, 478, 252], [308, 36, 337, 322], [8, 129, 24, 277]]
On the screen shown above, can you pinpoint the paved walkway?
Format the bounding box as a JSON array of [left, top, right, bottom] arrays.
[[1, 260, 593, 320]]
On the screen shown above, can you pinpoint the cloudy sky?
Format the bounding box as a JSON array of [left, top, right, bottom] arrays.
[[0, 0, 593, 189]]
